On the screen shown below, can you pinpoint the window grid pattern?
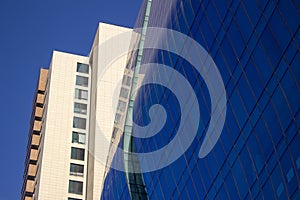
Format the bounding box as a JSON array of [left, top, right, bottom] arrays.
[[68, 62, 90, 199], [100, 0, 299, 199]]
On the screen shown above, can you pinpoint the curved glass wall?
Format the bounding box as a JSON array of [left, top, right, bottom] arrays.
[[101, 0, 300, 199]]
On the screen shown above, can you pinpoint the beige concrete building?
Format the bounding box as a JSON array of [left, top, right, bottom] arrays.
[[21, 22, 132, 200]]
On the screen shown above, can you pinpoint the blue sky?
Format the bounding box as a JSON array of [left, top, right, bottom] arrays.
[[0, 0, 142, 199]]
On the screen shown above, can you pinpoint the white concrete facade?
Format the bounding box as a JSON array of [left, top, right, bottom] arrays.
[[32, 23, 132, 200], [87, 22, 132, 200], [34, 51, 90, 200]]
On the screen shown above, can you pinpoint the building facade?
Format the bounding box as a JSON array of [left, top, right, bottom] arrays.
[[21, 68, 48, 200], [21, 23, 132, 200], [101, 0, 300, 199]]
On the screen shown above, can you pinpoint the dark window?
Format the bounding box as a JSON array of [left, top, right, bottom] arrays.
[[72, 131, 86, 144], [117, 100, 126, 112], [73, 117, 86, 129], [77, 63, 89, 74], [71, 147, 85, 161], [120, 88, 129, 98], [122, 75, 132, 86], [74, 103, 87, 115], [68, 198, 82, 200], [76, 76, 89, 87], [68, 180, 83, 195], [115, 113, 121, 124], [112, 128, 118, 139], [75, 88, 88, 100], [70, 163, 84, 177]]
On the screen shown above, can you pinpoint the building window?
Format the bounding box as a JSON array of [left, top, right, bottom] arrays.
[[73, 117, 86, 129], [74, 103, 87, 115], [77, 63, 89, 74], [75, 88, 88, 100], [68, 180, 83, 195], [117, 100, 126, 112], [112, 128, 118, 139], [120, 88, 129, 98], [76, 76, 89, 87], [72, 131, 86, 144], [71, 147, 85, 161], [70, 163, 84, 177], [115, 113, 121, 124], [68, 198, 82, 200], [122, 75, 131, 86]]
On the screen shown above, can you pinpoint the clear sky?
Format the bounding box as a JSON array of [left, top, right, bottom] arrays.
[[0, 0, 142, 199]]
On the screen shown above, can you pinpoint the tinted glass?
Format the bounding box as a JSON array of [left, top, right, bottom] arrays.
[[74, 103, 87, 114], [77, 63, 89, 74], [68, 180, 83, 195], [71, 147, 85, 161], [73, 117, 86, 129], [72, 131, 86, 144], [76, 76, 88, 87], [70, 163, 84, 176], [75, 88, 88, 100]]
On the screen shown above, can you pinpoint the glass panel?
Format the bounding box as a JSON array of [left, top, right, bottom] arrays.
[[122, 75, 132, 86], [72, 131, 86, 144], [70, 163, 84, 176], [81, 90, 88, 100], [126, 76, 132, 86], [75, 89, 88, 100], [115, 113, 121, 124], [73, 117, 86, 129], [68, 180, 83, 195], [71, 147, 85, 161], [74, 103, 87, 114], [76, 76, 88, 87], [120, 88, 129, 98], [117, 100, 126, 112], [77, 63, 89, 74]]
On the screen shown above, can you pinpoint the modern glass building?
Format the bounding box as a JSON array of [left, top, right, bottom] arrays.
[[101, 0, 300, 199]]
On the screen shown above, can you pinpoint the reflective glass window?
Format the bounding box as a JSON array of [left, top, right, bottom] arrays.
[[72, 131, 86, 144], [73, 117, 86, 129], [68, 180, 83, 195], [70, 163, 84, 177], [74, 103, 87, 115], [71, 147, 85, 161], [76, 76, 88, 87], [75, 88, 88, 100], [77, 63, 89, 74]]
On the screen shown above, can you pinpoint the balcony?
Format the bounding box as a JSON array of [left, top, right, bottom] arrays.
[[33, 121, 41, 132], [28, 164, 37, 177], [36, 93, 45, 104], [30, 149, 38, 161], [26, 180, 34, 193], [38, 69, 48, 91], [31, 135, 40, 146], [25, 196, 33, 200], [35, 107, 43, 118]]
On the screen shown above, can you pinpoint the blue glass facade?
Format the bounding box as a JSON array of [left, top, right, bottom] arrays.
[[101, 0, 300, 199]]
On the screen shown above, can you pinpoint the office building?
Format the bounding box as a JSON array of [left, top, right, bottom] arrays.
[[101, 0, 300, 199], [21, 23, 132, 200]]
